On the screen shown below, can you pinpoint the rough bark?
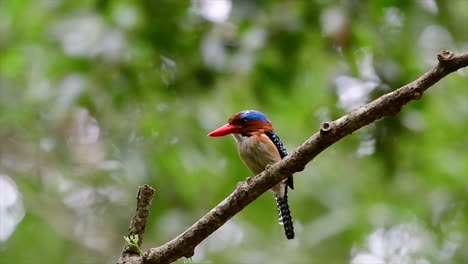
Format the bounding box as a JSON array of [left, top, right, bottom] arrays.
[[117, 185, 155, 264]]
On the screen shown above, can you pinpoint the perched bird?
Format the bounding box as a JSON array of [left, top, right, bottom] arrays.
[[208, 110, 295, 239]]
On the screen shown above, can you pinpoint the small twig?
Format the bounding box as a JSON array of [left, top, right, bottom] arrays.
[[117, 185, 155, 264]]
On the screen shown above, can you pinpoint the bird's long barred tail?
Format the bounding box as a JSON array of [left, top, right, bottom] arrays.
[[275, 189, 294, 239]]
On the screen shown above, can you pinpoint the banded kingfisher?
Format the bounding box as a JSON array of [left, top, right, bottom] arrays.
[[208, 110, 295, 239]]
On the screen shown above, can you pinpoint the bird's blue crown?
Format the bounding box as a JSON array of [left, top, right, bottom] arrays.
[[239, 110, 270, 121]]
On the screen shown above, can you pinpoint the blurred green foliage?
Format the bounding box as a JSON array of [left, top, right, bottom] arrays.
[[1, 0, 467, 263]]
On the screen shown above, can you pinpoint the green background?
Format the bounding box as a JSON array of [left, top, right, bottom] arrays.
[[1, 1, 467, 263]]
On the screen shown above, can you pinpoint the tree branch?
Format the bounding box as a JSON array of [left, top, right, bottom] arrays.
[[117, 184, 155, 264], [118, 50, 468, 264]]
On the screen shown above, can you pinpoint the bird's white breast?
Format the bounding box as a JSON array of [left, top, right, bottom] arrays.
[[232, 133, 282, 175]]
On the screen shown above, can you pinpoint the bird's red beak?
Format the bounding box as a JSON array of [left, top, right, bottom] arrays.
[[207, 123, 240, 137]]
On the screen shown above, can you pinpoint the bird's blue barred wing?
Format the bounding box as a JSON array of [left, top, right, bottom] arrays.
[[265, 131, 288, 158], [265, 131, 294, 190]]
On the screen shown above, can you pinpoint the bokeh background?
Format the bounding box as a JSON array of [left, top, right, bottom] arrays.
[[1, 0, 468, 263]]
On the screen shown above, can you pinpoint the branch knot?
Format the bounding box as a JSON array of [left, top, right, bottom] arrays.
[[320, 122, 333, 133], [437, 50, 454, 63]]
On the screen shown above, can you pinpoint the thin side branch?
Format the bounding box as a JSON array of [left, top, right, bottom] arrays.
[[117, 184, 155, 264], [119, 50, 468, 264]]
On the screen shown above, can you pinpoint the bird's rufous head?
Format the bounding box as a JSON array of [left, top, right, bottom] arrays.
[[208, 110, 273, 137]]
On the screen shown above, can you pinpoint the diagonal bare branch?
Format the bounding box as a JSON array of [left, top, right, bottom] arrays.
[[118, 50, 468, 264]]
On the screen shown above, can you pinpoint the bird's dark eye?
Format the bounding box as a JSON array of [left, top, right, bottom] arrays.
[[241, 118, 248, 124]]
